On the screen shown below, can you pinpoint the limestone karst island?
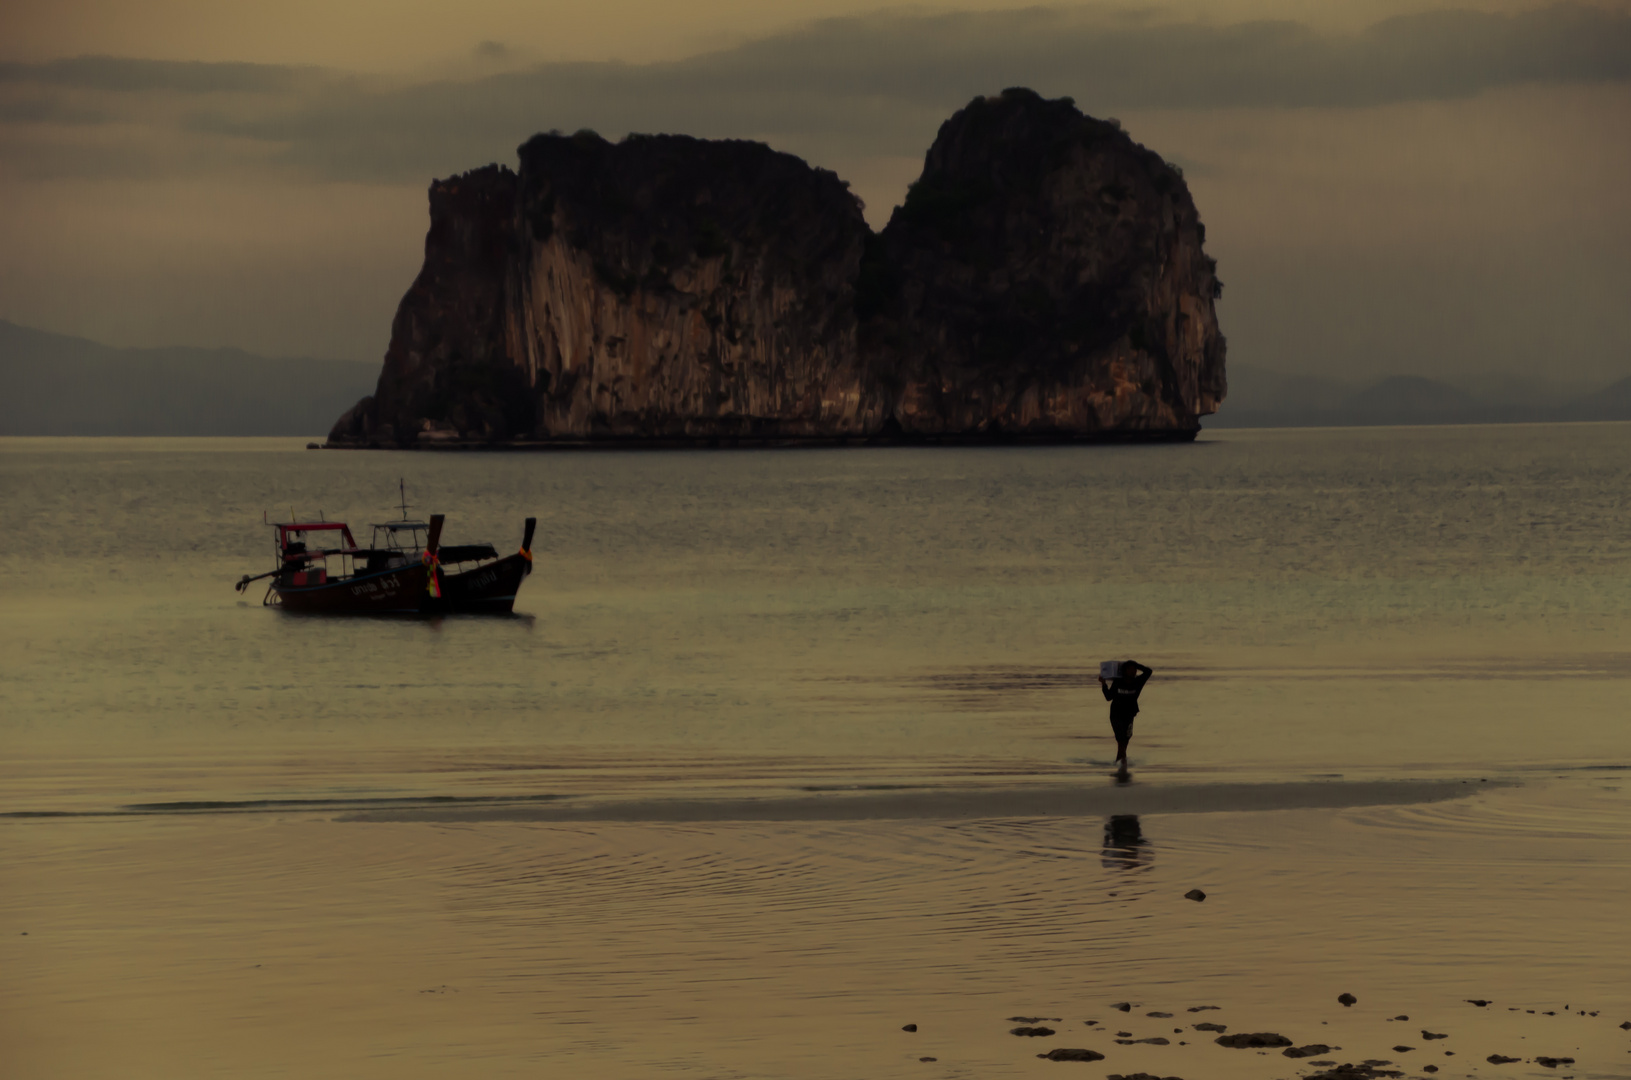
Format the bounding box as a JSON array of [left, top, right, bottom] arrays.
[[326, 88, 1227, 449]]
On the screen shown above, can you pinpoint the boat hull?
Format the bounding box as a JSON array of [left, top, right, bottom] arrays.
[[432, 553, 532, 614], [273, 564, 430, 614]]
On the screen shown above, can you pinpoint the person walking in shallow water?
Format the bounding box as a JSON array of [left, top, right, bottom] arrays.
[[1099, 660, 1153, 771]]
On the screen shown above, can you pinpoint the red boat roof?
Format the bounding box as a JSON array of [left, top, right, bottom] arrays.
[[277, 522, 358, 547]]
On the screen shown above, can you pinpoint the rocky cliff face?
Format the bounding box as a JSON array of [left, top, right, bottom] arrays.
[[329, 88, 1226, 448], [863, 92, 1225, 435]]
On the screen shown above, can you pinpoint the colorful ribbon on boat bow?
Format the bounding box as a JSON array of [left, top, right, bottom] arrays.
[[422, 548, 442, 599]]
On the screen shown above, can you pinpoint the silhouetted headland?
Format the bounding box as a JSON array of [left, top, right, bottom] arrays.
[[327, 88, 1227, 449]]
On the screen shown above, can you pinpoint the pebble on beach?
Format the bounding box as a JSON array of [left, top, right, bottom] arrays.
[[1184, 889, 1206, 901], [1421, 1030, 1448, 1040], [1010, 1026, 1056, 1037], [1036, 1048, 1105, 1062], [1487, 1054, 1521, 1064], [1112, 1002, 1132, 1012], [1534, 1056, 1575, 1068], [1305, 1065, 1404, 1080], [1391, 1045, 1414, 1053], [1284, 1044, 1333, 1058], [1193, 1022, 1227, 1032], [1147, 1011, 1173, 1018], [1114, 1037, 1170, 1045], [1339, 993, 1358, 1006], [1186, 1005, 1220, 1012], [1106, 1073, 1183, 1080], [902, 1024, 917, 1032], [1215, 1032, 1292, 1048], [919, 1056, 936, 1062], [1466, 999, 1492, 1007]]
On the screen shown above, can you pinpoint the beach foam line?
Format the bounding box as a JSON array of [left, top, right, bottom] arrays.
[[338, 778, 1498, 824]]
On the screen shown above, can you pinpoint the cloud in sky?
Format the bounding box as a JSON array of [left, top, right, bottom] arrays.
[[2, 3, 1628, 183]]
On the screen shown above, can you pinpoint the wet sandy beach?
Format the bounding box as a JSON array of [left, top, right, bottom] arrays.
[[5, 775, 1629, 1079]]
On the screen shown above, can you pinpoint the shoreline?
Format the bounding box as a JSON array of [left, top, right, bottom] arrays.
[[334, 778, 1495, 824], [318, 428, 1202, 451]]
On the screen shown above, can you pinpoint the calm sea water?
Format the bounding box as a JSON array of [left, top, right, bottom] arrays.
[[4, 426, 1630, 1079], [2, 425, 1628, 812]]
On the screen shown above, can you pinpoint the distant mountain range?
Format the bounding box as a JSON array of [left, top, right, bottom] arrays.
[[0, 320, 378, 436], [1206, 366, 1631, 428], [1, 319, 1625, 436]]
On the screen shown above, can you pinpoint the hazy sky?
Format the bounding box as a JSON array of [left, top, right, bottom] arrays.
[[2, 0, 1628, 389]]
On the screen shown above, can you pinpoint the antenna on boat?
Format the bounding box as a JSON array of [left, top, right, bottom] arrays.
[[398, 478, 411, 521]]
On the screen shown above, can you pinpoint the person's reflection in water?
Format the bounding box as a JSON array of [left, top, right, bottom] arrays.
[[1101, 814, 1152, 870]]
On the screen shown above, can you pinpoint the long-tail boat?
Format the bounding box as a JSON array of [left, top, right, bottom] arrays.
[[235, 507, 535, 615], [412, 518, 536, 615]]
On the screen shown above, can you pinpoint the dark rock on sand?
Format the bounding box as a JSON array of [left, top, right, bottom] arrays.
[[1487, 1054, 1521, 1064], [1011, 1026, 1056, 1037], [1115, 1036, 1170, 1045], [1037, 1048, 1106, 1062], [1215, 1032, 1292, 1048], [1008, 1016, 1056, 1023], [1285, 1044, 1333, 1058], [1338, 993, 1358, 1006], [1183, 888, 1206, 901], [1620, 1020, 1631, 1030], [1423, 1067, 1439, 1073], [902, 1023, 917, 1032], [1534, 1057, 1574, 1068], [1421, 1030, 1447, 1040], [1466, 999, 1492, 1007], [1393, 1015, 1409, 1021], [1186, 1005, 1220, 1012], [1193, 1022, 1226, 1032], [919, 1056, 936, 1062], [1304, 1065, 1403, 1080], [1391, 1045, 1414, 1052], [1106, 1073, 1184, 1080], [1113, 1002, 1132, 1012], [1147, 1011, 1173, 1018], [1115, 1031, 1133, 1037]]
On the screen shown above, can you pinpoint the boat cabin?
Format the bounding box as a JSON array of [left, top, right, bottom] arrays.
[[367, 520, 433, 573], [371, 519, 497, 567], [273, 522, 358, 587]]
